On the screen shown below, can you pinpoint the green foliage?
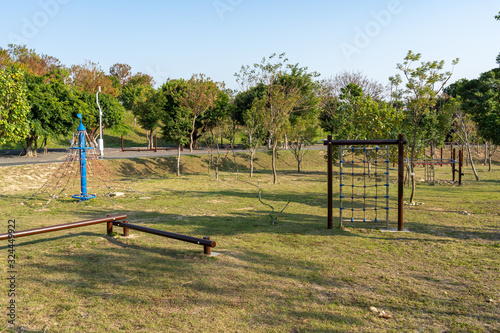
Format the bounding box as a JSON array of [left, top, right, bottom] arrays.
[[133, 87, 163, 133], [24, 73, 76, 145], [119, 73, 154, 112], [160, 79, 191, 146], [0, 66, 30, 145], [75, 88, 125, 142], [392, 50, 458, 203], [448, 68, 500, 145], [320, 83, 403, 140]]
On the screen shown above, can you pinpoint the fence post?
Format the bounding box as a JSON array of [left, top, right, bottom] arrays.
[[452, 149, 456, 182], [327, 135, 333, 229], [398, 134, 404, 231], [459, 149, 463, 186]]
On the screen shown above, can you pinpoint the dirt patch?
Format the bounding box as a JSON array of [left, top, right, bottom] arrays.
[[0, 164, 58, 194]]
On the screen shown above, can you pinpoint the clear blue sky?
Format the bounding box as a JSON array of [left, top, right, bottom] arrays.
[[1, 0, 499, 90]]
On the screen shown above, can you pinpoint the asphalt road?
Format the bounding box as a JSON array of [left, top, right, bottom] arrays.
[[0, 144, 326, 167]]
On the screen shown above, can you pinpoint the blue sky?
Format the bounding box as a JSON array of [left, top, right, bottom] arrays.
[[1, 0, 499, 90]]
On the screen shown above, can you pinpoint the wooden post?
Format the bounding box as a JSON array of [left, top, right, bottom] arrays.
[[459, 149, 463, 186], [123, 220, 130, 237], [121, 135, 124, 152], [203, 236, 211, 255], [327, 135, 333, 229], [398, 134, 404, 231], [452, 148, 456, 182]]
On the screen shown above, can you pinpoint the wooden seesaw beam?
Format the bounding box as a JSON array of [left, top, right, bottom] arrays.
[[0, 214, 216, 255]]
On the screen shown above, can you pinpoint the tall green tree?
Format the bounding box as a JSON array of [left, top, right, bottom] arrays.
[[176, 74, 221, 152], [22, 73, 76, 156], [0, 66, 30, 145], [392, 51, 458, 204], [133, 87, 163, 149], [235, 53, 319, 184], [448, 68, 500, 170], [234, 84, 267, 176], [161, 79, 191, 176]]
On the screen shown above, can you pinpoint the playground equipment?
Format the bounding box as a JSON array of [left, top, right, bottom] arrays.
[[25, 114, 135, 207], [410, 145, 464, 185], [72, 114, 96, 201], [0, 214, 216, 255], [324, 135, 406, 231]]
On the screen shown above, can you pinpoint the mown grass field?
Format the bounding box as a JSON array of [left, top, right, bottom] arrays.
[[0, 148, 499, 332]]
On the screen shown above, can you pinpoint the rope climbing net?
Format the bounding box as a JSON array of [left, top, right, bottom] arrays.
[[324, 135, 405, 231], [339, 146, 390, 228], [25, 131, 137, 208]]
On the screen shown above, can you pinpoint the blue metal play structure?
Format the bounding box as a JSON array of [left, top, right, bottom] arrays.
[[71, 114, 97, 201], [25, 114, 135, 207]]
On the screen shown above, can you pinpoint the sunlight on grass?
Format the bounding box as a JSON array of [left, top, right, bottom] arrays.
[[0, 149, 498, 332]]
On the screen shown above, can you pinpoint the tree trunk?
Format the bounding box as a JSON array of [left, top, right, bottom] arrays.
[[272, 142, 278, 184], [250, 149, 254, 177], [43, 137, 48, 154], [189, 116, 198, 152], [484, 142, 488, 165], [466, 143, 479, 181], [409, 126, 418, 204], [24, 136, 35, 157], [177, 145, 182, 176]]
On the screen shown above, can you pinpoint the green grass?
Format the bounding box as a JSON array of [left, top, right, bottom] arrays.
[[0, 149, 499, 332]]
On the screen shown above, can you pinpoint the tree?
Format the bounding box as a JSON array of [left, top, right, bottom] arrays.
[[175, 74, 221, 152], [3, 44, 63, 76], [133, 87, 164, 149], [22, 73, 76, 156], [161, 79, 191, 176], [444, 98, 479, 180], [109, 63, 132, 88], [448, 68, 500, 170], [235, 84, 267, 177], [0, 66, 30, 145], [70, 60, 117, 97], [75, 88, 124, 145], [495, 11, 500, 20], [288, 114, 318, 173], [235, 53, 318, 184], [392, 51, 458, 204], [119, 72, 155, 128], [322, 70, 386, 100], [320, 83, 403, 140]]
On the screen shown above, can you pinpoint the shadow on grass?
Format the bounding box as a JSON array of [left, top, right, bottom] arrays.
[[407, 222, 500, 241]]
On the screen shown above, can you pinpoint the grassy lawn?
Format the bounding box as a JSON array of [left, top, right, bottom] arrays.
[[0, 149, 498, 332]]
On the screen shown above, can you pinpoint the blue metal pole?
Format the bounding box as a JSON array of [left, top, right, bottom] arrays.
[[80, 132, 88, 198]]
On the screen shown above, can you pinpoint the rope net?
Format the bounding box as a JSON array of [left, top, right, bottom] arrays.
[[339, 146, 390, 228], [24, 131, 137, 208]]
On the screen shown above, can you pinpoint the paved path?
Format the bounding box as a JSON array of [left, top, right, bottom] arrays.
[[0, 144, 326, 167]]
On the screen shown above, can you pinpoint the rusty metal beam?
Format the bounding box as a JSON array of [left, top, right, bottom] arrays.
[[0, 214, 127, 241]]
